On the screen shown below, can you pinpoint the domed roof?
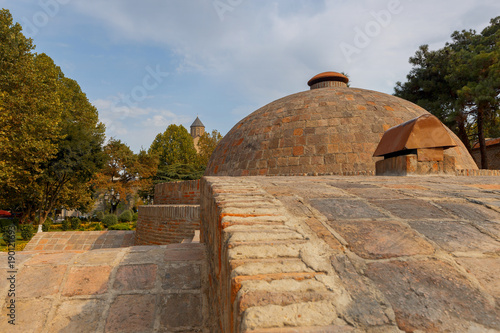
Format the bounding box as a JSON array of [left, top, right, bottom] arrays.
[[205, 73, 477, 176]]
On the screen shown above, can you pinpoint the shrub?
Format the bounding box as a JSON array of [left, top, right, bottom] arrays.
[[93, 222, 103, 231], [132, 212, 138, 222], [96, 211, 105, 221], [118, 210, 133, 222], [20, 224, 34, 241], [102, 214, 118, 228], [70, 217, 81, 230], [1, 225, 17, 246], [62, 219, 71, 231], [108, 223, 133, 230], [42, 219, 52, 232]]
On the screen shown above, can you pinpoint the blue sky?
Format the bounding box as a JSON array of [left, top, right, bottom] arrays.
[[2, 0, 499, 152]]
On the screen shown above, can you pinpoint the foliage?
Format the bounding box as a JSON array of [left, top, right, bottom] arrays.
[[395, 16, 500, 168], [91, 222, 103, 231], [62, 219, 71, 231], [70, 217, 81, 230], [118, 210, 133, 222], [149, 124, 197, 166], [102, 214, 118, 228], [154, 163, 205, 184], [42, 219, 52, 232], [19, 224, 34, 241], [0, 9, 106, 223], [92, 139, 158, 214], [197, 129, 223, 166], [133, 212, 138, 222], [96, 211, 105, 221], [108, 223, 134, 230], [1, 225, 16, 246]]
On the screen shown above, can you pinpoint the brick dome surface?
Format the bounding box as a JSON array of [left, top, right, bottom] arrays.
[[205, 86, 477, 176]]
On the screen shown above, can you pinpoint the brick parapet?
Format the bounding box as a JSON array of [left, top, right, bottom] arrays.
[[201, 177, 353, 332], [136, 205, 200, 245], [154, 180, 200, 205]]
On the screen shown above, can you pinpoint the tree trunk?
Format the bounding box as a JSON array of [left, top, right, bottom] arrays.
[[477, 106, 489, 169], [456, 113, 472, 153]]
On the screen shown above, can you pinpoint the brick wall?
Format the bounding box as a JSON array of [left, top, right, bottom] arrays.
[[154, 180, 200, 205], [136, 205, 200, 245], [472, 144, 500, 170]]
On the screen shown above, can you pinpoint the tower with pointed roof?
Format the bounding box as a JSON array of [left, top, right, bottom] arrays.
[[190, 116, 205, 152]]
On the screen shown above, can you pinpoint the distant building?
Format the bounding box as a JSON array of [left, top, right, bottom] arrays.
[[472, 138, 500, 169], [190, 116, 205, 153]]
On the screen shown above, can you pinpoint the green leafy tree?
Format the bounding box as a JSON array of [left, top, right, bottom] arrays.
[[395, 16, 500, 168], [149, 124, 198, 166], [0, 9, 105, 224], [93, 139, 158, 214], [197, 129, 223, 166]]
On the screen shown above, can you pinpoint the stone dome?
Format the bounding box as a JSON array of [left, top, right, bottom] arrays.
[[205, 73, 477, 176]]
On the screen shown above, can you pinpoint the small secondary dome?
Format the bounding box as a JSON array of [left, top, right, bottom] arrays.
[[205, 72, 477, 176]]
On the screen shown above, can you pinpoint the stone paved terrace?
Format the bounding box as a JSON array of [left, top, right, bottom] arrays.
[[201, 175, 500, 332], [0, 243, 206, 333], [24, 230, 136, 251]]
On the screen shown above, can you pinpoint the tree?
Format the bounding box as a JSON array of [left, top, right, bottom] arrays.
[[0, 9, 106, 224], [149, 124, 198, 166], [395, 16, 500, 168], [197, 129, 223, 166], [93, 139, 158, 214]]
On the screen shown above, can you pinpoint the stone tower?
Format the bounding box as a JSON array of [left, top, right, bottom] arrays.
[[190, 116, 205, 152]]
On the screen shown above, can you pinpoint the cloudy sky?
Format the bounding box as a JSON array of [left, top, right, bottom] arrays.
[[3, 0, 499, 152]]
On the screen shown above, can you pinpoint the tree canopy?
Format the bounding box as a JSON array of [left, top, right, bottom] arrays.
[[395, 16, 500, 168], [0, 9, 105, 223]]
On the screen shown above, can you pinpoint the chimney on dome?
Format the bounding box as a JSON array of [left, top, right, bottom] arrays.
[[307, 72, 349, 90]]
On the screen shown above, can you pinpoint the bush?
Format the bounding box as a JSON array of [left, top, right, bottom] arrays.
[[102, 214, 118, 228], [93, 222, 103, 231], [132, 212, 138, 222], [1, 225, 17, 246], [96, 211, 105, 221], [20, 224, 34, 241], [108, 223, 133, 230], [42, 219, 52, 232], [118, 210, 133, 222], [70, 217, 81, 230], [62, 219, 71, 231]]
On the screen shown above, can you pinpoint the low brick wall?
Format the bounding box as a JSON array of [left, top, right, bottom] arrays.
[[136, 205, 200, 245], [472, 144, 500, 170], [154, 180, 200, 205]]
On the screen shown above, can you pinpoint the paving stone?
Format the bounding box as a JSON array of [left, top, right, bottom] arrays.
[[122, 247, 165, 264], [437, 201, 500, 221], [113, 264, 157, 291], [73, 249, 122, 265], [328, 221, 434, 259], [342, 188, 410, 200], [48, 299, 105, 333], [62, 266, 112, 296], [408, 220, 500, 253], [0, 298, 52, 333], [457, 258, 500, 301], [17, 265, 66, 298], [162, 263, 201, 290], [330, 255, 393, 327], [24, 252, 77, 266], [164, 247, 205, 261], [369, 199, 450, 219], [160, 293, 202, 329], [309, 198, 388, 220], [366, 259, 500, 332], [105, 294, 156, 333]]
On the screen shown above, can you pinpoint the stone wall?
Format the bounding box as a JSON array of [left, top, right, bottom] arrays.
[[136, 205, 200, 245], [154, 179, 200, 205], [472, 144, 500, 170]]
